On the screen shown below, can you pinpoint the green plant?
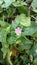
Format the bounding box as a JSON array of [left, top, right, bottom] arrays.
[[0, 0, 37, 65]]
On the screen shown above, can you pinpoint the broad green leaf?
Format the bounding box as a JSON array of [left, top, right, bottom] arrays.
[[12, 14, 31, 27], [18, 6, 29, 15], [8, 36, 16, 44], [15, 38, 32, 51], [31, 0, 37, 13], [19, 14, 31, 27], [0, 0, 3, 5], [0, 29, 7, 43], [33, 31, 37, 37], [20, 15, 31, 26], [8, 31, 19, 44], [16, 43, 31, 51], [0, 20, 10, 28], [2, 0, 15, 8], [30, 42, 37, 57], [22, 26, 37, 36], [12, 16, 20, 29], [34, 58, 37, 65], [13, 1, 27, 7]]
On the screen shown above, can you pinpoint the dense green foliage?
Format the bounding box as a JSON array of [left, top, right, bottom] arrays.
[[0, 0, 37, 65]]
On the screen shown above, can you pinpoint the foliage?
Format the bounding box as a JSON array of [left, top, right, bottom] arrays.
[[0, 0, 37, 65]]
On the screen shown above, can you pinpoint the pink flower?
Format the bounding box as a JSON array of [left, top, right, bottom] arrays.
[[15, 27, 22, 35]]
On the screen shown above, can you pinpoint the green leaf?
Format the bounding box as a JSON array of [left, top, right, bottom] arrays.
[[18, 6, 29, 15], [12, 16, 20, 29], [12, 14, 31, 27], [2, 0, 15, 8], [22, 26, 37, 36], [13, 1, 27, 7], [15, 38, 32, 51], [34, 58, 37, 65], [0, 0, 3, 5], [19, 14, 31, 27], [0, 29, 7, 43], [8, 31, 19, 44], [30, 42, 37, 57], [0, 20, 10, 28], [31, 0, 37, 13], [33, 32, 37, 37]]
